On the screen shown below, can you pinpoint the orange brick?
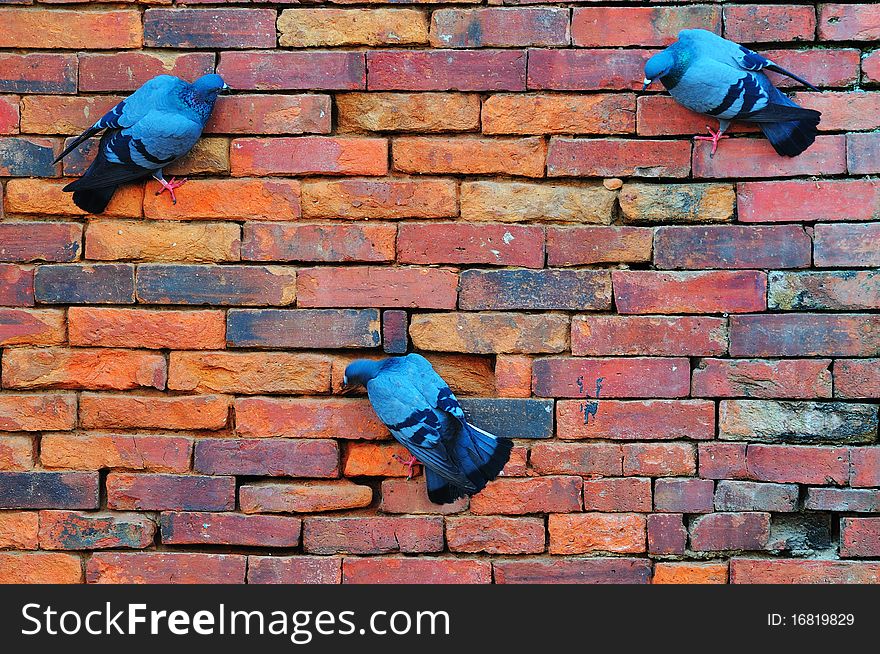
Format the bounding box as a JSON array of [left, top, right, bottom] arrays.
[[279, 9, 428, 47], [0, 511, 39, 549], [549, 513, 646, 554], [86, 219, 241, 263], [206, 94, 332, 135], [2, 348, 166, 391], [143, 178, 301, 221], [0, 552, 82, 583], [0, 394, 77, 432], [0, 435, 35, 471], [234, 398, 389, 440], [337, 93, 480, 132], [494, 355, 532, 398], [20, 95, 123, 135], [0, 9, 141, 49], [653, 562, 729, 584], [394, 137, 545, 176], [79, 394, 230, 430], [0, 308, 65, 347], [4, 178, 142, 217], [301, 177, 457, 219], [343, 442, 416, 477], [41, 434, 192, 473], [68, 307, 226, 350], [482, 93, 636, 135]]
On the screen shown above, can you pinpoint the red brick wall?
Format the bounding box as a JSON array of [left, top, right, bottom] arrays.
[[1, 1, 879, 585]]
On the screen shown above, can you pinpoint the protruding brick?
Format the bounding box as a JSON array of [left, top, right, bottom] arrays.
[[573, 315, 728, 356], [613, 271, 767, 314], [304, 517, 443, 555], [0, 511, 39, 549], [169, 351, 330, 395], [227, 308, 380, 350], [549, 513, 646, 554], [654, 225, 811, 269], [470, 476, 582, 515], [690, 512, 770, 552], [343, 557, 490, 584], [693, 359, 833, 399], [87, 552, 245, 584], [86, 220, 240, 263], [0, 471, 98, 509], [410, 312, 569, 354], [240, 481, 372, 514], [80, 393, 229, 430], [548, 138, 691, 178], [533, 357, 690, 399], [730, 314, 880, 357], [41, 434, 191, 473], [194, 439, 339, 478], [234, 398, 388, 440], [623, 443, 696, 477], [144, 8, 276, 49], [746, 445, 849, 484], [249, 556, 341, 584], [337, 93, 480, 133], [280, 8, 428, 47], [446, 516, 544, 554], [0, 552, 82, 584], [40, 510, 155, 550], [160, 512, 301, 547], [107, 473, 235, 512], [367, 50, 526, 91], [460, 181, 615, 224], [343, 441, 415, 478], [0, 394, 76, 432], [619, 182, 735, 223]]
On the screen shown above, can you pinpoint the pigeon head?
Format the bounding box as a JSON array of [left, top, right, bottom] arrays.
[[643, 51, 674, 90], [343, 359, 383, 389], [191, 74, 229, 103]]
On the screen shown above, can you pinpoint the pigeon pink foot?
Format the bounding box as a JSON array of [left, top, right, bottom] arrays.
[[694, 126, 729, 156], [155, 177, 188, 204], [392, 453, 421, 480]]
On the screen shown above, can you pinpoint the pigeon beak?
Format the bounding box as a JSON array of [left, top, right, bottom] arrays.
[[221, 83, 230, 93], [641, 78, 652, 91]]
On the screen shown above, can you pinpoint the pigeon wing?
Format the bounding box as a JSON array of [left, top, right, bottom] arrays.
[[400, 353, 469, 426]]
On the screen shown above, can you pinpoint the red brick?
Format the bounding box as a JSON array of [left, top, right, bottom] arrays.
[[367, 50, 526, 91], [613, 271, 767, 314], [379, 479, 468, 514], [337, 92, 480, 133], [446, 516, 544, 554], [39, 510, 155, 550], [0, 394, 76, 432], [243, 222, 397, 264], [78, 52, 215, 92], [557, 400, 714, 441], [231, 137, 388, 176], [746, 445, 849, 484], [654, 562, 729, 584], [0, 222, 81, 263], [636, 95, 757, 137], [169, 351, 330, 395], [0, 95, 19, 135], [483, 93, 635, 136], [470, 476, 582, 515], [654, 478, 714, 513], [0, 435, 35, 471], [0, 9, 141, 49], [693, 359, 833, 399], [699, 442, 749, 480], [195, 439, 339, 478], [738, 179, 880, 223], [848, 132, 880, 174], [394, 136, 544, 177], [431, 8, 568, 47], [547, 226, 652, 265], [805, 487, 880, 512], [693, 135, 846, 178], [218, 51, 366, 91], [2, 348, 166, 391], [690, 512, 770, 551], [494, 558, 651, 584], [814, 223, 880, 267], [235, 398, 388, 440], [573, 6, 720, 47], [529, 442, 621, 477], [647, 513, 686, 555], [731, 558, 880, 584], [572, 315, 727, 356], [302, 177, 457, 219], [819, 4, 880, 41], [81, 394, 229, 431], [623, 443, 696, 477], [240, 481, 372, 514], [68, 307, 225, 350], [41, 434, 190, 473], [160, 512, 301, 547], [248, 556, 341, 584], [841, 518, 880, 558], [835, 359, 880, 399], [0, 552, 82, 584], [343, 558, 490, 584], [304, 516, 443, 555], [21, 94, 122, 135], [144, 8, 276, 49], [715, 480, 799, 512], [583, 477, 651, 513], [207, 95, 331, 135], [0, 511, 39, 549], [548, 138, 691, 178], [398, 223, 543, 267], [0, 53, 77, 94], [792, 91, 880, 131], [0, 308, 65, 347], [864, 49, 880, 84], [533, 357, 691, 399], [297, 266, 458, 309], [655, 225, 810, 269], [143, 178, 300, 221], [762, 48, 860, 88], [528, 49, 652, 91], [730, 314, 880, 357], [850, 448, 880, 488], [549, 513, 646, 554], [87, 552, 245, 584], [107, 473, 235, 512], [724, 4, 816, 43], [0, 264, 32, 306]]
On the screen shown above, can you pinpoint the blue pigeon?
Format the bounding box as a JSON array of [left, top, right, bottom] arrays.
[[643, 29, 821, 157], [343, 354, 513, 504], [54, 74, 228, 214]]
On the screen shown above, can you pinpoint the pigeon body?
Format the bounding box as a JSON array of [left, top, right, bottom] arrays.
[[643, 29, 821, 156], [344, 354, 513, 504], [55, 74, 227, 213]]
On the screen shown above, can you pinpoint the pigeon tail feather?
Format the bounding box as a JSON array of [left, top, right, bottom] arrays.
[[759, 111, 821, 157], [71, 186, 117, 214]]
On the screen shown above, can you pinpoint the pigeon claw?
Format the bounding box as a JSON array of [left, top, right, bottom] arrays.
[[155, 177, 188, 205], [694, 126, 729, 157], [392, 453, 421, 480]]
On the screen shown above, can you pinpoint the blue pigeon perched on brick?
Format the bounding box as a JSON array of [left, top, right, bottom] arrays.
[[54, 73, 228, 214], [643, 29, 821, 157], [343, 354, 513, 504]]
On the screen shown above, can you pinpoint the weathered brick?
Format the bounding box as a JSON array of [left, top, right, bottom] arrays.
[[87, 552, 245, 584], [168, 351, 329, 395], [343, 557, 490, 584], [367, 50, 526, 91], [729, 314, 880, 357], [557, 399, 715, 442], [5, 178, 142, 217], [298, 267, 457, 309], [549, 513, 646, 554], [494, 558, 651, 584], [234, 398, 388, 440], [835, 359, 880, 399], [690, 512, 770, 552], [573, 5, 721, 46], [86, 220, 240, 263], [0, 308, 65, 347], [613, 271, 767, 314], [446, 516, 544, 554], [0, 53, 77, 94], [819, 4, 880, 41], [383, 310, 408, 355], [724, 4, 816, 43], [528, 49, 651, 91], [410, 312, 569, 354], [693, 135, 847, 178], [194, 439, 339, 478], [337, 93, 480, 133], [0, 9, 141, 49], [207, 94, 330, 136], [107, 473, 235, 512], [839, 518, 880, 558], [2, 347, 165, 391], [281, 8, 427, 47], [0, 435, 34, 471], [243, 222, 395, 263], [431, 8, 567, 47], [653, 562, 729, 585], [35, 264, 134, 305], [78, 52, 215, 92], [240, 481, 372, 514], [494, 355, 531, 398], [0, 222, 81, 262], [739, 180, 880, 223], [470, 476, 582, 515], [483, 93, 635, 135], [623, 443, 696, 477], [394, 136, 544, 177], [655, 225, 811, 269], [143, 178, 301, 221], [302, 177, 457, 219], [530, 442, 622, 476], [0, 511, 39, 549], [619, 182, 735, 223], [0, 552, 82, 584], [80, 393, 230, 430], [693, 359, 833, 399], [731, 558, 880, 584], [459, 398, 554, 440], [647, 513, 686, 555], [144, 9, 275, 49], [218, 51, 366, 91], [399, 223, 544, 267], [0, 394, 76, 432], [304, 516, 443, 555], [160, 512, 301, 547], [41, 434, 191, 473], [232, 136, 388, 176], [850, 448, 880, 488], [460, 181, 615, 224], [548, 138, 691, 178], [69, 307, 225, 350], [136, 264, 296, 306], [40, 510, 155, 550], [0, 471, 98, 509], [636, 95, 758, 137], [21, 94, 121, 135], [715, 481, 799, 512], [847, 132, 880, 174], [804, 488, 880, 513], [814, 223, 880, 268], [343, 441, 416, 478], [699, 443, 749, 480], [770, 271, 879, 311], [533, 357, 690, 399], [227, 308, 380, 349], [547, 226, 652, 266], [249, 556, 341, 584], [0, 95, 18, 135], [654, 478, 714, 513], [583, 477, 652, 513], [791, 91, 880, 131], [379, 478, 468, 515], [0, 264, 32, 306], [746, 445, 849, 484], [573, 315, 727, 357]]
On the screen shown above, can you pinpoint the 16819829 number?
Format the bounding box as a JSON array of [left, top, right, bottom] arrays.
[[768, 613, 855, 627]]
